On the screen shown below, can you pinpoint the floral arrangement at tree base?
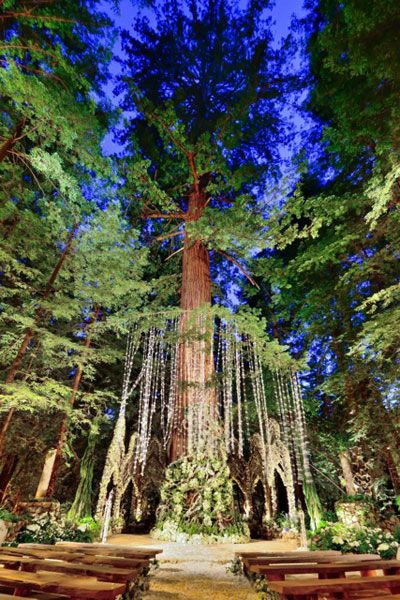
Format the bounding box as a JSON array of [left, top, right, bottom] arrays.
[[2, 513, 99, 546], [335, 499, 377, 528], [151, 452, 249, 544], [310, 521, 400, 559]]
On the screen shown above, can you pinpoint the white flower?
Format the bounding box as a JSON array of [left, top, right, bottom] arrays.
[[26, 524, 40, 532], [350, 541, 360, 547], [377, 543, 389, 552], [332, 536, 344, 545], [77, 524, 87, 532]]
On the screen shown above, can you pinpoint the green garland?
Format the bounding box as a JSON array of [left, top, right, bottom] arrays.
[[151, 453, 249, 543]]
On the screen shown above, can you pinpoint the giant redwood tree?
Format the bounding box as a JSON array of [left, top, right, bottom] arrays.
[[117, 0, 296, 459]]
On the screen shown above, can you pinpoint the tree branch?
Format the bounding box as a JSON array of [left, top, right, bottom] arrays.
[[156, 229, 184, 241], [141, 211, 186, 220], [217, 249, 259, 288]]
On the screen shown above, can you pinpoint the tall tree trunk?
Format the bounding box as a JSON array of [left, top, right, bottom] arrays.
[[169, 192, 214, 461], [0, 227, 77, 455], [45, 306, 100, 498]]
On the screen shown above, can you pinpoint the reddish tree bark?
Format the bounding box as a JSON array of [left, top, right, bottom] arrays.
[[0, 227, 77, 455], [45, 306, 100, 497], [169, 191, 215, 462]]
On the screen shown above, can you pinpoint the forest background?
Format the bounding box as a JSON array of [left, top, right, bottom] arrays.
[[0, 0, 399, 520]]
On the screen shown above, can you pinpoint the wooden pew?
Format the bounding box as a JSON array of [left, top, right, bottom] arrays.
[[56, 542, 161, 558], [240, 552, 380, 575], [0, 595, 67, 600], [250, 559, 400, 581], [3, 547, 149, 570], [23, 543, 160, 560], [0, 569, 126, 599], [236, 550, 341, 559], [0, 554, 140, 583], [268, 575, 400, 599]]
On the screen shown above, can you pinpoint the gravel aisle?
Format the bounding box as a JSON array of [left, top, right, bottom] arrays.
[[108, 533, 298, 600]]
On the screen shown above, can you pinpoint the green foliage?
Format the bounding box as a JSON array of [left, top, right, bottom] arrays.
[[310, 522, 399, 559], [152, 453, 249, 543], [5, 514, 96, 546]]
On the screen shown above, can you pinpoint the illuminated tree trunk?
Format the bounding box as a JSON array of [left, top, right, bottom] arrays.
[[339, 450, 356, 496], [169, 192, 215, 461]]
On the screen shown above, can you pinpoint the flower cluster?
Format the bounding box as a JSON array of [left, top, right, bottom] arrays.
[[310, 522, 399, 559], [5, 514, 97, 546], [152, 453, 249, 543]]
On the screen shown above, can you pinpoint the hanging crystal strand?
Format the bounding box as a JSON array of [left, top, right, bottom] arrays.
[[135, 327, 157, 472], [216, 319, 224, 424], [255, 347, 272, 458], [240, 337, 250, 442], [222, 321, 233, 453], [273, 369, 289, 445], [248, 338, 267, 467], [283, 369, 301, 484], [276, 369, 296, 474], [221, 321, 231, 453], [291, 369, 312, 482], [228, 322, 235, 451], [165, 317, 179, 447], [235, 332, 244, 457], [159, 327, 167, 442]]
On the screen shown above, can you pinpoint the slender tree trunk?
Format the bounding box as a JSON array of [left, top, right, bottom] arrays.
[[0, 454, 17, 503], [339, 449, 356, 496], [383, 447, 400, 494], [169, 192, 214, 462], [0, 119, 26, 163], [45, 306, 100, 498], [0, 227, 77, 454]]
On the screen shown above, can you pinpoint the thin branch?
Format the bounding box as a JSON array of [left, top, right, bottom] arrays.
[[142, 211, 186, 220], [165, 246, 184, 261], [155, 229, 184, 241], [217, 249, 260, 288]]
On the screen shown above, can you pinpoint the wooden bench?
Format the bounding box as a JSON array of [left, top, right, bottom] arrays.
[[0, 569, 126, 599], [0, 592, 68, 600], [241, 553, 380, 576], [268, 575, 400, 599], [0, 595, 67, 600], [4, 547, 149, 570], [250, 559, 400, 581], [55, 542, 161, 558], [0, 554, 140, 583], [236, 550, 341, 559]]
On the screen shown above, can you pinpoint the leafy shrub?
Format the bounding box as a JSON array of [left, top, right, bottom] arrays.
[[4, 514, 97, 546], [152, 452, 249, 543], [0, 509, 22, 523], [393, 524, 400, 544], [310, 522, 399, 559]]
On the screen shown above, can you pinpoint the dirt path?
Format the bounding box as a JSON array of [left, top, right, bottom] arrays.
[[108, 534, 298, 600]]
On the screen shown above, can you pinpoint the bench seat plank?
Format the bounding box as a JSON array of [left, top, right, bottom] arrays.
[[0, 555, 139, 583], [0, 568, 125, 599], [2, 548, 149, 569], [251, 559, 399, 577], [269, 575, 400, 598], [236, 550, 340, 559], [55, 542, 161, 557], [244, 553, 380, 566], [21, 543, 159, 560]]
